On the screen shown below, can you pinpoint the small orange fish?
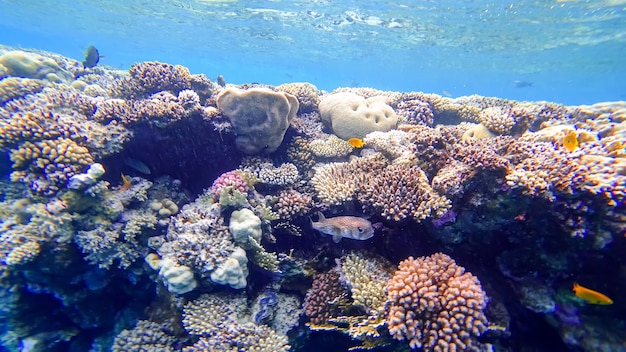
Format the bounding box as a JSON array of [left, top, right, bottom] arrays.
[[120, 173, 132, 190], [563, 131, 579, 152], [572, 283, 613, 305], [347, 138, 365, 148]]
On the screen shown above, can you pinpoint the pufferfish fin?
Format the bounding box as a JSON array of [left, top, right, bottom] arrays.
[[332, 233, 343, 243]]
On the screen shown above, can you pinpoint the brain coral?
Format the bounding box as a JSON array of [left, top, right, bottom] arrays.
[[386, 253, 489, 351], [217, 87, 299, 154], [319, 92, 398, 140]]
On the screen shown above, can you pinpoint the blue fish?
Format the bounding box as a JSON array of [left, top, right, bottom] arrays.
[[513, 80, 533, 88]]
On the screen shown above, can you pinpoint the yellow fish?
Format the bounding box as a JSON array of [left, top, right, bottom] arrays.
[[120, 173, 132, 190], [563, 131, 579, 152], [347, 138, 365, 148], [572, 283, 613, 305]]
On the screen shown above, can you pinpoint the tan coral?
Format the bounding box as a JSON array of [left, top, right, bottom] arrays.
[[277, 82, 320, 113], [386, 253, 489, 351], [0, 77, 45, 104], [338, 253, 392, 314], [480, 106, 515, 134], [358, 164, 451, 222], [309, 134, 354, 158]]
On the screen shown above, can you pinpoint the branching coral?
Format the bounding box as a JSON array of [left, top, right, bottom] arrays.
[[9, 138, 94, 195], [183, 294, 290, 351], [304, 269, 349, 325], [337, 253, 392, 314], [386, 253, 489, 351], [111, 320, 175, 352], [309, 134, 354, 158], [311, 154, 388, 206], [111, 61, 192, 99], [358, 164, 451, 222], [272, 189, 313, 220], [396, 98, 435, 126]]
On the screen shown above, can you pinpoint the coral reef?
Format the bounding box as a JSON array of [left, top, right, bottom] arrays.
[[386, 253, 489, 351], [0, 46, 625, 352]]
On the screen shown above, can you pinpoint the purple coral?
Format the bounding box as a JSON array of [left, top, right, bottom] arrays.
[[210, 170, 250, 200]]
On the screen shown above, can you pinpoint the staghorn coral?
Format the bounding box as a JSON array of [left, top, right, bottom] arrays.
[[309, 134, 354, 158], [358, 164, 451, 222], [111, 320, 175, 352], [304, 269, 350, 325], [386, 253, 489, 351], [337, 253, 392, 314], [272, 188, 313, 220], [111, 61, 192, 99]]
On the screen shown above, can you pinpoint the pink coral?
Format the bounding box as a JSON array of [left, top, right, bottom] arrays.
[[273, 189, 313, 220], [386, 253, 489, 351], [210, 170, 249, 200]]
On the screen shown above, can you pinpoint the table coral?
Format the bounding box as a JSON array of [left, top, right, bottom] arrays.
[[311, 154, 387, 207], [479, 106, 515, 134], [0, 77, 45, 104], [358, 164, 451, 222], [386, 253, 489, 351], [258, 162, 300, 186], [396, 98, 435, 126]]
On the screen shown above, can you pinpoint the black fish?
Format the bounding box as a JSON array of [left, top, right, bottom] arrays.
[[82, 45, 100, 68], [513, 80, 532, 88]]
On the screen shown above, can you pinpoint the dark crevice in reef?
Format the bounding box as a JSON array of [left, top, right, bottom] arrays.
[[100, 114, 243, 196]]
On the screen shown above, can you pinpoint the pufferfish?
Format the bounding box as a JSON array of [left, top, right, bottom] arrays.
[[311, 212, 374, 243]]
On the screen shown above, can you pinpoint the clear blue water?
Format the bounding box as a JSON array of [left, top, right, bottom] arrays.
[[1, 0, 625, 104]]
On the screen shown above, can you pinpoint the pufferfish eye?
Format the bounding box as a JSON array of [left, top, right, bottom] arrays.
[[357, 227, 364, 233]]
